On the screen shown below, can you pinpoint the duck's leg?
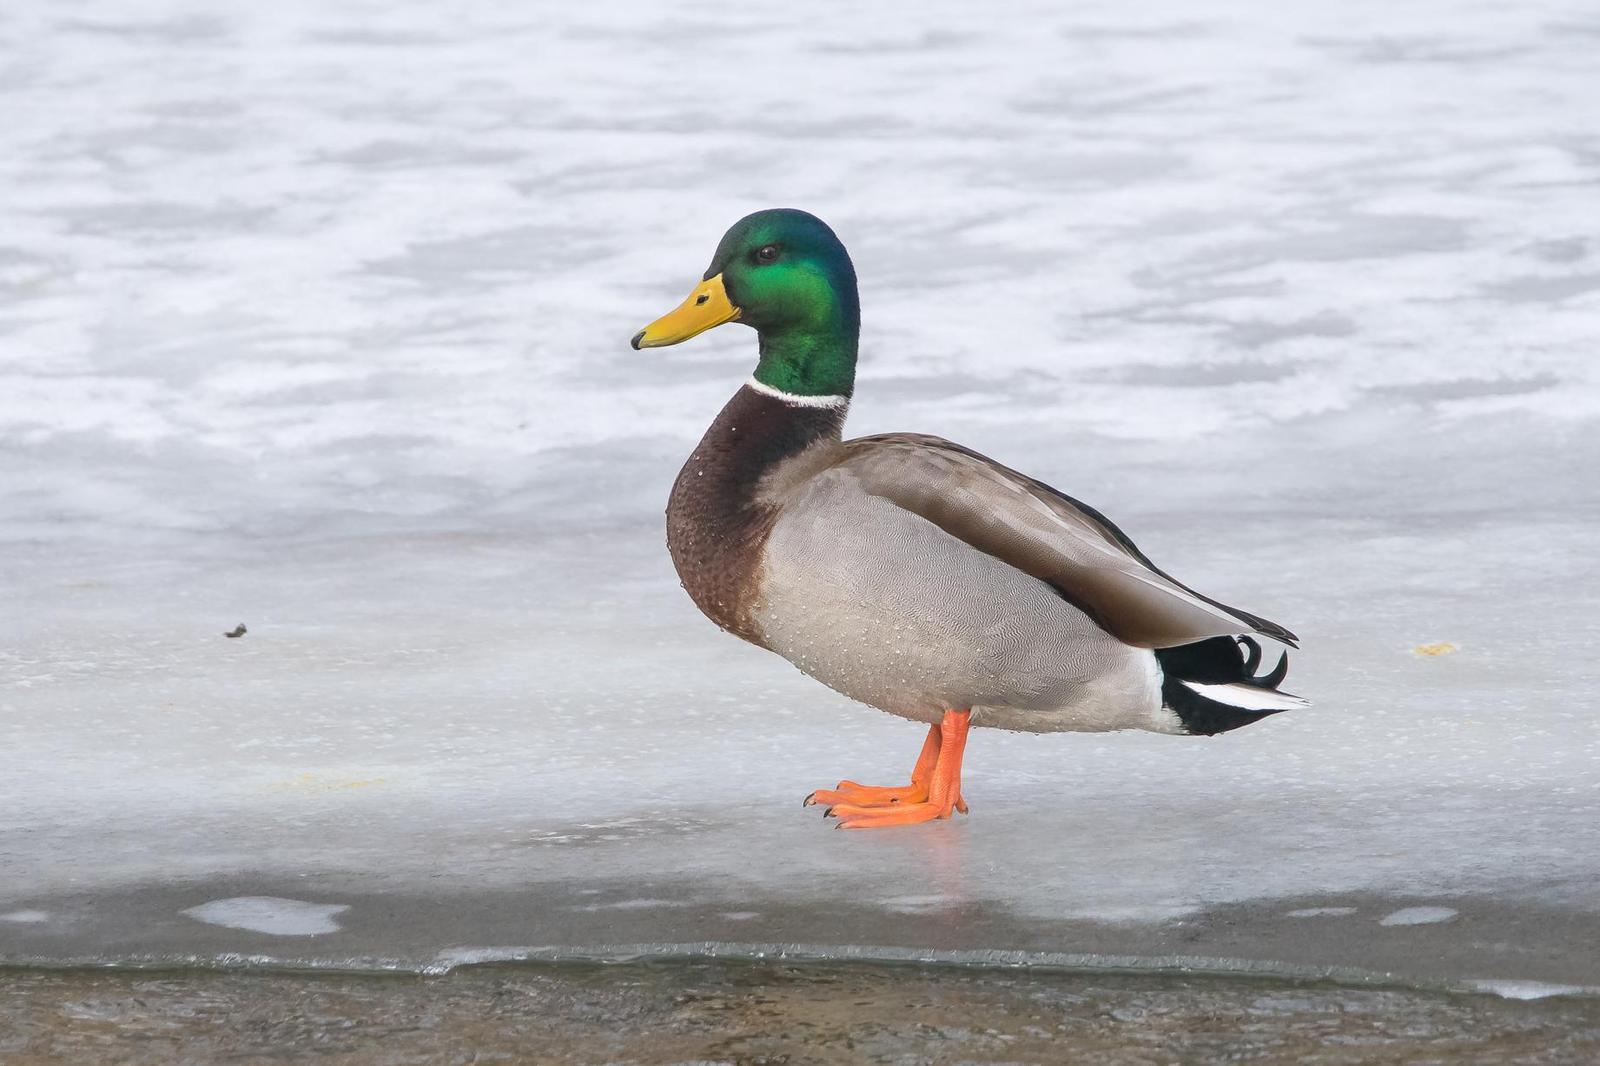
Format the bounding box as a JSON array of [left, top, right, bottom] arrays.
[[804, 723, 941, 809], [824, 709, 972, 829]]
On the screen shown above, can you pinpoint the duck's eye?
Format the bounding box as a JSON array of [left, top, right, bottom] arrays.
[[755, 244, 781, 264]]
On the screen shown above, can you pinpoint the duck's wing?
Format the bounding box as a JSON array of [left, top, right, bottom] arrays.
[[831, 433, 1298, 649]]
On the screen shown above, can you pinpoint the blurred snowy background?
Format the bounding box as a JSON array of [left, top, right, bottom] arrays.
[[2, 0, 1598, 981]]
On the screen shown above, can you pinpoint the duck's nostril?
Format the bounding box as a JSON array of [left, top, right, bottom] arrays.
[[695, 294, 709, 306]]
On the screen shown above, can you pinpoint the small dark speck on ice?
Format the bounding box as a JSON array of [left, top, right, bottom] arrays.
[[224, 624, 247, 639]]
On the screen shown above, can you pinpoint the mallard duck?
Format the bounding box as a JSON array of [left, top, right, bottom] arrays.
[[632, 209, 1304, 830]]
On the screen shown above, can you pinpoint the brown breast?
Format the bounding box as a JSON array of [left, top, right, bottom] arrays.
[[666, 385, 845, 644]]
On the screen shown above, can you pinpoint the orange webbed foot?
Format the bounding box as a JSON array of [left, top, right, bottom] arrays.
[[804, 780, 928, 809], [826, 796, 964, 829], [803, 722, 941, 810], [808, 710, 972, 831]]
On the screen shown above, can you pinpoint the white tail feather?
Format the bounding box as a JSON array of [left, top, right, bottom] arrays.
[[1180, 680, 1310, 712]]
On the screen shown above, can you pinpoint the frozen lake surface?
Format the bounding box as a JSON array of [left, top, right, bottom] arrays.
[[3, 0, 1599, 993]]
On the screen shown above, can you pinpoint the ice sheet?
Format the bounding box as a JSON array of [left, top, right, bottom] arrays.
[[2, 0, 1599, 987]]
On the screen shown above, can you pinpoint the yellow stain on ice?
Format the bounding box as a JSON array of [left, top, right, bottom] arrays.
[[273, 772, 387, 792], [1413, 642, 1458, 657]]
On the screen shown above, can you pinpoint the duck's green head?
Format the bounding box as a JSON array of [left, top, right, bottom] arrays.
[[631, 208, 859, 399]]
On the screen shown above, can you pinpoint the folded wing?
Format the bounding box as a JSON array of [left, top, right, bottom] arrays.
[[832, 433, 1298, 650]]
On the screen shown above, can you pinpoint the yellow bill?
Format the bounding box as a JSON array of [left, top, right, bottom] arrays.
[[631, 273, 741, 350]]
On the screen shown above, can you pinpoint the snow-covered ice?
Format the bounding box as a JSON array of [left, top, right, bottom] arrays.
[[2, 0, 1599, 989], [1379, 907, 1460, 927], [182, 898, 348, 936], [0, 911, 51, 925]]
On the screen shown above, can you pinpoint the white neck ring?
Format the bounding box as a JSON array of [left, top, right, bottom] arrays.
[[744, 375, 850, 409]]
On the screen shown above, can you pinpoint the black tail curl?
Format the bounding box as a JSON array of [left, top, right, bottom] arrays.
[[1156, 635, 1298, 736]]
